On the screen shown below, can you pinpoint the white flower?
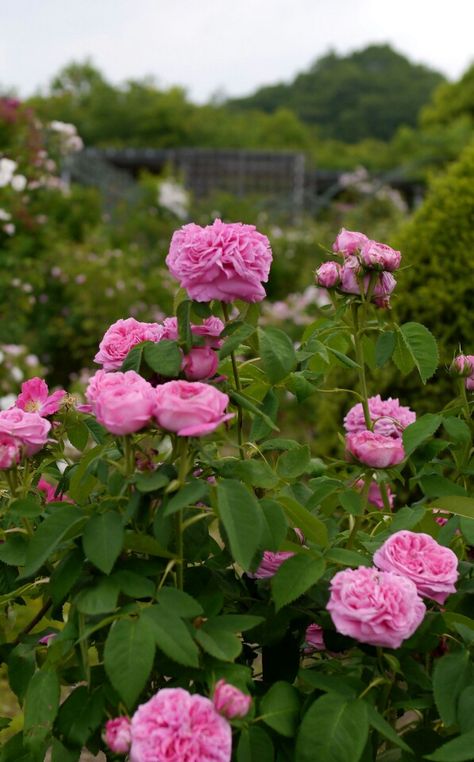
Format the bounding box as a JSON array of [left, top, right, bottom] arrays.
[[158, 179, 189, 219], [0, 158, 17, 187], [3, 223, 15, 235], [0, 394, 16, 410], [10, 367, 24, 382], [11, 174, 27, 192], [0, 209, 11, 221], [50, 120, 76, 136]]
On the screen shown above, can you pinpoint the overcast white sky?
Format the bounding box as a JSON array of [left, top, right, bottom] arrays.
[[1, 0, 473, 101]]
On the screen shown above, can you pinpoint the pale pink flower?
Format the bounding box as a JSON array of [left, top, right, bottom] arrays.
[[182, 347, 219, 381], [315, 261, 342, 288], [327, 566, 426, 649], [16, 378, 66, 416], [166, 219, 272, 303], [129, 687, 231, 762], [213, 680, 252, 719], [346, 430, 405, 468], [94, 317, 164, 371], [85, 369, 108, 409], [360, 240, 401, 272], [104, 717, 132, 755], [344, 395, 416, 439], [373, 530, 459, 605], [93, 371, 155, 436], [154, 381, 233, 437], [332, 228, 368, 255], [0, 433, 21, 468], [340, 257, 397, 302], [354, 479, 394, 510], [0, 408, 51, 456], [304, 623, 325, 653]]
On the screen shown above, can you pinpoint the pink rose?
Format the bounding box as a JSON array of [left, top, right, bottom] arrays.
[[304, 623, 325, 653], [16, 378, 66, 416], [340, 257, 397, 302], [94, 317, 164, 371], [162, 316, 225, 349], [129, 688, 231, 762], [93, 371, 155, 435], [332, 228, 369, 255], [182, 347, 219, 381], [344, 395, 416, 439], [373, 530, 459, 605], [360, 240, 401, 272], [37, 477, 72, 503], [0, 408, 51, 456], [166, 219, 273, 303], [213, 680, 252, 719], [38, 632, 57, 646], [154, 380, 234, 437], [85, 369, 108, 409], [346, 430, 405, 468], [0, 433, 21, 468], [327, 566, 426, 649], [104, 717, 132, 755], [315, 261, 342, 288], [452, 355, 474, 390], [251, 550, 296, 579], [354, 479, 394, 510]]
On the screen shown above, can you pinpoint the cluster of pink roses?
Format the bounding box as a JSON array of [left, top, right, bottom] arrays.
[[0, 378, 65, 468], [315, 228, 401, 308], [452, 354, 474, 391], [104, 682, 251, 760], [327, 530, 459, 649], [344, 394, 415, 469]]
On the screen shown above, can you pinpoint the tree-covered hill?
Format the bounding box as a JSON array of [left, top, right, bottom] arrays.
[[229, 45, 445, 142]]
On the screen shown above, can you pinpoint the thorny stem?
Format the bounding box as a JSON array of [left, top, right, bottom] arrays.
[[221, 301, 245, 458]]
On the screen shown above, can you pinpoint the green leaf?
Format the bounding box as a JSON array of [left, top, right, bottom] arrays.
[[458, 686, 474, 733], [271, 554, 325, 611], [326, 346, 360, 369], [134, 465, 174, 493], [113, 570, 155, 599], [259, 499, 288, 551], [389, 506, 425, 532], [75, 576, 119, 615], [278, 495, 328, 547], [403, 414, 442, 457], [55, 685, 104, 748], [425, 729, 474, 761], [249, 389, 279, 441], [399, 322, 439, 383], [258, 327, 297, 384], [104, 617, 155, 708], [433, 650, 471, 727], [67, 420, 90, 451], [23, 669, 60, 753], [82, 512, 124, 575], [286, 372, 319, 401], [366, 705, 412, 753], [8, 644, 36, 702], [325, 547, 372, 567], [0, 534, 28, 565], [339, 490, 364, 516], [10, 498, 43, 518], [261, 681, 300, 737], [237, 726, 274, 762], [51, 739, 80, 762], [375, 331, 396, 368], [219, 323, 256, 359], [163, 479, 209, 516], [157, 588, 203, 618], [393, 329, 416, 376], [177, 299, 192, 351], [22, 506, 85, 577], [218, 458, 278, 489], [121, 343, 145, 372], [443, 417, 471, 445], [217, 479, 263, 570], [430, 497, 474, 520], [143, 340, 182, 377], [420, 475, 466, 498], [277, 446, 311, 479], [195, 620, 242, 661], [123, 531, 175, 558], [142, 606, 200, 667], [306, 477, 342, 509], [295, 694, 368, 762], [228, 388, 279, 432], [49, 548, 83, 605]]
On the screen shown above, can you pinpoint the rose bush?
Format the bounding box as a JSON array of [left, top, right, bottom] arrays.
[[0, 222, 473, 762]]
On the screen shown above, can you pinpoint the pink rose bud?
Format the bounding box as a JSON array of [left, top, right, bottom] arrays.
[[360, 240, 401, 272], [129, 688, 231, 762], [191, 317, 225, 348], [354, 478, 394, 510], [346, 430, 405, 468], [327, 566, 426, 649], [251, 550, 296, 579], [452, 355, 474, 390], [315, 261, 342, 288], [38, 632, 57, 646], [339, 258, 396, 302], [0, 433, 21, 468], [16, 377, 66, 416], [182, 347, 219, 381], [344, 395, 416, 439], [93, 371, 155, 435], [94, 317, 164, 371], [104, 717, 132, 755], [37, 477, 72, 503], [166, 219, 272, 303], [332, 228, 368, 255], [304, 623, 325, 653], [373, 530, 459, 605], [213, 680, 252, 719], [0, 408, 51, 456], [154, 380, 234, 437]]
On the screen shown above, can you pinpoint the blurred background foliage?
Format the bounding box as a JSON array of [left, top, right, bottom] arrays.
[[1, 42, 473, 439]]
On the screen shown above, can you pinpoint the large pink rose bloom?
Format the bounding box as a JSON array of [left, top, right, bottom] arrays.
[[344, 395, 416, 439], [0, 408, 51, 456], [346, 431, 405, 468], [360, 240, 401, 272], [129, 688, 231, 762], [166, 219, 272, 303], [0, 433, 21, 468], [373, 530, 459, 605], [327, 566, 426, 649], [16, 378, 66, 416], [332, 229, 368, 255], [93, 371, 155, 435], [94, 318, 164, 371], [213, 680, 252, 719], [154, 381, 234, 437]]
